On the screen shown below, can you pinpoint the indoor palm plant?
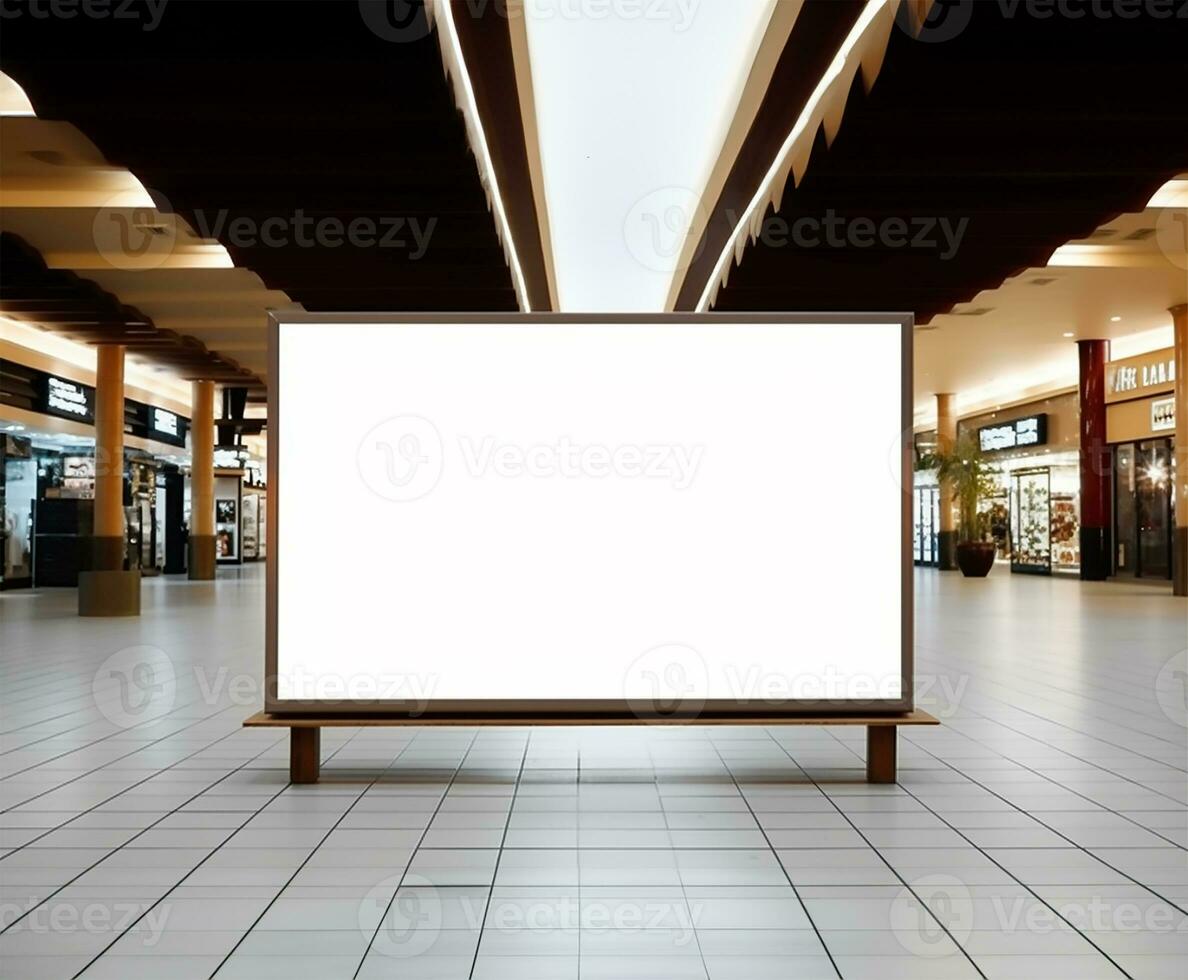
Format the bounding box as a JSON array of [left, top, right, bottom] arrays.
[[919, 433, 1001, 577]]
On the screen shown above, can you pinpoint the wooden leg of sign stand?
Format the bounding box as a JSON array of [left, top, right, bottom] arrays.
[[290, 728, 320, 784], [866, 726, 897, 783]]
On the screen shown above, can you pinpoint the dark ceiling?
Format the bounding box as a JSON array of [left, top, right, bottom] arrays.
[[692, 3, 1188, 320], [0, 0, 522, 314]]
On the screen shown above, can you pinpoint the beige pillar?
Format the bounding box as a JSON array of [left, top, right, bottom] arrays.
[[935, 393, 958, 570], [79, 344, 139, 615], [189, 380, 217, 580], [1172, 304, 1187, 596]]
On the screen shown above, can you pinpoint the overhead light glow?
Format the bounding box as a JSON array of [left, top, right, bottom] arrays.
[[524, 1, 777, 311], [0, 72, 35, 117], [1147, 177, 1188, 208]]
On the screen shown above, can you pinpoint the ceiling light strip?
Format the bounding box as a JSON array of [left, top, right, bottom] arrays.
[[432, 1, 533, 312], [694, 0, 898, 312]]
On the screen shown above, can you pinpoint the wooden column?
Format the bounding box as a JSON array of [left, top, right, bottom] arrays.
[[1172, 304, 1187, 596], [1077, 340, 1112, 581], [79, 345, 139, 615], [935, 393, 958, 570], [189, 380, 217, 580]]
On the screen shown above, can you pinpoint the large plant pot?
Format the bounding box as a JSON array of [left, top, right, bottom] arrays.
[[956, 542, 996, 578]]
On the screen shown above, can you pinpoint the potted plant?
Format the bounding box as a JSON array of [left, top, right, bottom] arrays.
[[919, 434, 1000, 577]]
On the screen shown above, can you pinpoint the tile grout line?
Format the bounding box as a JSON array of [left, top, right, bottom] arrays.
[[763, 726, 989, 980], [698, 729, 840, 980], [349, 728, 484, 979]]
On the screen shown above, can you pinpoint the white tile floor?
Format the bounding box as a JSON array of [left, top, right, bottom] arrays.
[[1, 568, 1185, 979]]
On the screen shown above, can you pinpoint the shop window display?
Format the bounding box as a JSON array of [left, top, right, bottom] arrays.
[[216, 499, 238, 559], [913, 484, 940, 566], [2, 436, 36, 588], [1011, 468, 1052, 573], [976, 452, 1080, 575]]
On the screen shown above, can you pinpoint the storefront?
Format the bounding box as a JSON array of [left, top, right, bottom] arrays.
[[0, 359, 191, 588], [1106, 347, 1177, 580], [912, 431, 940, 567], [957, 392, 1082, 576], [212, 447, 267, 566]]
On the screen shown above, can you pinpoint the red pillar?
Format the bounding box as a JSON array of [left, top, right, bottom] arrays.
[[1077, 339, 1111, 580]]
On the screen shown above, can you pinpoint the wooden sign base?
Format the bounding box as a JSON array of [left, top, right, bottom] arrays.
[[244, 711, 939, 785]]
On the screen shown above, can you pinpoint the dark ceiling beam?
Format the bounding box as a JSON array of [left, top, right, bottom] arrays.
[[673, 0, 865, 311], [450, 0, 553, 311], [0, 0, 521, 315], [698, 5, 1188, 320]]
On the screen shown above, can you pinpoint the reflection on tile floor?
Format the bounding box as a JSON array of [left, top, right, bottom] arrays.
[[1, 568, 1185, 979]]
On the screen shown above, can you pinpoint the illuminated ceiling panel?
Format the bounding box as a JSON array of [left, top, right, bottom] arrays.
[[523, 1, 776, 312]]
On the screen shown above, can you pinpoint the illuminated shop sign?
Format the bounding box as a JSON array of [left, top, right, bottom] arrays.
[[151, 408, 179, 437], [978, 414, 1048, 453], [1151, 397, 1175, 433], [1106, 349, 1176, 403], [41, 376, 95, 423]]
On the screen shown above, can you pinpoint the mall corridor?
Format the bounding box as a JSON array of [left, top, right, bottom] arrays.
[[2, 2, 1187, 979], [1, 569, 1185, 979]]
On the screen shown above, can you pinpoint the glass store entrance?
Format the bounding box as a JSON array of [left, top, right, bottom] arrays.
[[1114, 438, 1174, 579]]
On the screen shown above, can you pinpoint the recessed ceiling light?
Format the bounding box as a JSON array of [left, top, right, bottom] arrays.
[[1062, 332, 1075, 338], [1110, 316, 1122, 322]]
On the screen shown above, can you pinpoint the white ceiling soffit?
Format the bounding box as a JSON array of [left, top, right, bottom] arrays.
[[698, 0, 903, 312], [522, 0, 779, 312]]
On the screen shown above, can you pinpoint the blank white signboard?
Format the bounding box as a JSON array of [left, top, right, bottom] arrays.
[[268, 315, 910, 717]]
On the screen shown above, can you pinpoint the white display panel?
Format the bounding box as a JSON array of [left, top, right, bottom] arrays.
[[269, 316, 909, 716]]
